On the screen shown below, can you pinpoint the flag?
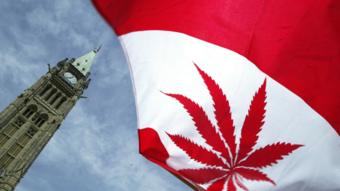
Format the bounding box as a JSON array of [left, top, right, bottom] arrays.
[[92, 0, 340, 190]]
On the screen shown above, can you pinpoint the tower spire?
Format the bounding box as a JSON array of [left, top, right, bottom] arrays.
[[71, 48, 99, 76], [94, 45, 102, 53]]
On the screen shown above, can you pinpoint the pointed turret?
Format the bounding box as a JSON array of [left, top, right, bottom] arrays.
[[71, 47, 99, 76]]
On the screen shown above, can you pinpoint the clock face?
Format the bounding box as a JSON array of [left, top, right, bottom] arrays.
[[63, 72, 77, 85]]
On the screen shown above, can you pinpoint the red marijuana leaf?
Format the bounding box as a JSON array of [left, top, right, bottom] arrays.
[[207, 177, 227, 191], [163, 64, 303, 191], [227, 177, 237, 191], [194, 63, 236, 165], [235, 167, 275, 185], [237, 80, 267, 163], [167, 134, 226, 167], [179, 168, 227, 184], [239, 143, 303, 168], [164, 93, 229, 165]]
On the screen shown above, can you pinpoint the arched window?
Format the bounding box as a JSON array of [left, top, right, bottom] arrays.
[[34, 113, 49, 128], [23, 105, 37, 118], [39, 84, 52, 97]]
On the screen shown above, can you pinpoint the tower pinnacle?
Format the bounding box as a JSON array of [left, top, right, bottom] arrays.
[[71, 48, 99, 76]]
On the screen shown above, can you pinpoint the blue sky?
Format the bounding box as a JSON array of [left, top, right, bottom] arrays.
[[0, 1, 191, 190]]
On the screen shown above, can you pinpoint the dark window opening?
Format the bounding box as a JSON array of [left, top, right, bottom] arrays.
[[56, 97, 67, 109], [39, 84, 52, 97], [23, 105, 37, 118], [49, 92, 61, 105], [34, 114, 48, 128], [44, 88, 57, 102]]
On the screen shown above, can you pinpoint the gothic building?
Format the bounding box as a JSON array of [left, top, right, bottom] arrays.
[[0, 49, 99, 191]]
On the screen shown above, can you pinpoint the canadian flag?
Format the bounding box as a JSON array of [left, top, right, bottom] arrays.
[[93, 0, 340, 190]]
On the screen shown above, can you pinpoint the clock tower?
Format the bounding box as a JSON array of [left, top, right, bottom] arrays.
[[0, 48, 99, 191]]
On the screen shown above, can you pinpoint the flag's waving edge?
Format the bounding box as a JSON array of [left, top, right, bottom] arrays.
[[92, 0, 340, 190], [138, 128, 199, 190]]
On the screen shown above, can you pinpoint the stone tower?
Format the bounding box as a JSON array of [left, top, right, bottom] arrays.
[[0, 48, 99, 191]]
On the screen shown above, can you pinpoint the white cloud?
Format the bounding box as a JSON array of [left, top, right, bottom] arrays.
[[0, 53, 41, 86]]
